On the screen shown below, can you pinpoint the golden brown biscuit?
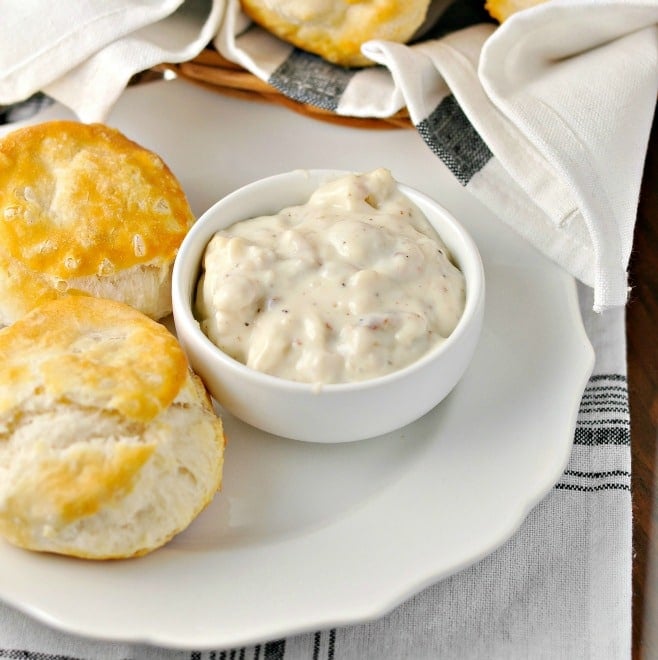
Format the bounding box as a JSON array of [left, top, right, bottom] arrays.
[[485, 0, 548, 22], [0, 120, 195, 325], [239, 0, 432, 67], [0, 296, 225, 559]]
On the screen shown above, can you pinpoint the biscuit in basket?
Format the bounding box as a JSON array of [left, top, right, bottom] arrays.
[[484, 0, 548, 22], [0, 296, 225, 559], [0, 120, 195, 326], [239, 0, 432, 67]]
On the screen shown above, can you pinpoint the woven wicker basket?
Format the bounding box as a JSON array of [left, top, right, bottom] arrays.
[[160, 48, 413, 130]]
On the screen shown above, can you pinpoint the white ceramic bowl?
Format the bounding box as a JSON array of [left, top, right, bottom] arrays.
[[172, 170, 485, 443]]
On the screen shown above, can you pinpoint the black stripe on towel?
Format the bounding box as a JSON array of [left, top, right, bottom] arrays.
[[581, 391, 629, 400], [577, 406, 630, 415], [563, 469, 631, 479], [311, 629, 337, 660], [263, 640, 286, 660], [574, 427, 630, 446], [0, 93, 53, 125], [0, 651, 80, 660], [557, 468, 631, 491], [588, 374, 626, 382], [328, 629, 336, 660], [416, 95, 493, 185], [555, 483, 630, 493], [571, 375, 630, 446], [269, 50, 356, 111], [554, 374, 631, 492], [313, 632, 321, 660], [576, 419, 629, 427]]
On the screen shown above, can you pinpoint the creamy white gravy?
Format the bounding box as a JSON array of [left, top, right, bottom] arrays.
[[196, 169, 466, 385]]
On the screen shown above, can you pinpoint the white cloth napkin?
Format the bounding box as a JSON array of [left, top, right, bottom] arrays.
[[0, 0, 656, 310], [0, 0, 225, 122]]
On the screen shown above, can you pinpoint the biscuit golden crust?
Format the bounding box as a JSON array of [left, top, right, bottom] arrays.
[[0, 297, 225, 559], [240, 0, 431, 67], [0, 121, 194, 323], [0, 296, 188, 423]]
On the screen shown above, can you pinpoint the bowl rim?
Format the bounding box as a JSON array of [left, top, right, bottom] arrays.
[[172, 168, 485, 393]]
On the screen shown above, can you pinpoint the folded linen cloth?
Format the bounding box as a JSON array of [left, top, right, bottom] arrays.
[[0, 0, 224, 122], [0, 0, 656, 311]]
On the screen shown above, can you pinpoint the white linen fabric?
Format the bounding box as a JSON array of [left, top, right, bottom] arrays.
[[0, 0, 225, 122], [0, 284, 631, 658], [0, 0, 656, 309]]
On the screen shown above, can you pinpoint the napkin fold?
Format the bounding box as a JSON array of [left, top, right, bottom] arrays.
[[1, 0, 656, 310], [478, 1, 658, 310], [0, 0, 225, 122]]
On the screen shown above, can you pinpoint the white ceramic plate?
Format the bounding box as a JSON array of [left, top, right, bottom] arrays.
[[0, 80, 594, 649]]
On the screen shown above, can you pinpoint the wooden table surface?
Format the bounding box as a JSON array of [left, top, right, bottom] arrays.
[[629, 107, 658, 660]]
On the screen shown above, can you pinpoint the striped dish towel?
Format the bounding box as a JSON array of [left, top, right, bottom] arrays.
[[0, 284, 631, 658]]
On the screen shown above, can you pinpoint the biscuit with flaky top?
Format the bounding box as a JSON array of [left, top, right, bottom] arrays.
[[0, 296, 225, 559], [239, 0, 431, 68], [0, 120, 194, 325]]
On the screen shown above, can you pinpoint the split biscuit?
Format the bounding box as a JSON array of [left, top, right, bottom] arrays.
[[0, 296, 225, 559], [0, 120, 195, 325]]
